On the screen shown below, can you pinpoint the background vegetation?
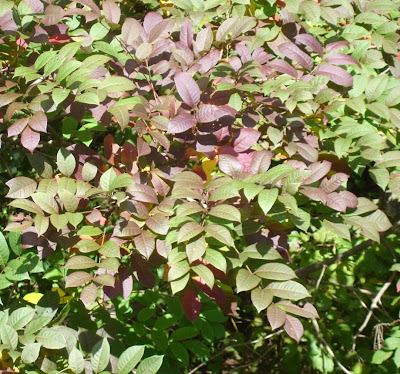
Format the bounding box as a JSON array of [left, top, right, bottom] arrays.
[[1, 0, 400, 372]]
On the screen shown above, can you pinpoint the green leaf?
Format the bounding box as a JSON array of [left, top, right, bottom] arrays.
[[255, 263, 297, 281], [192, 264, 215, 289], [82, 162, 98, 182], [177, 222, 204, 243], [236, 269, 261, 292], [36, 328, 67, 349], [9, 307, 35, 329], [209, 185, 240, 201], [205, 224, 232, 246], [57, 148, 76, 177], [77, 226, 103, 236], [65, 256, 97, 270], [170, 341, 189, 365], [110, 173, 134, 189], [341, 25, 369, 41], [100, 76, 135, 93], [228, 93, 242, 111], [100, 168, 117, 192], [371, 349, 392, 364], [32, 192, 59, 214], [258, 188, 278, 215], [0, 324, 18, 350], [69, 347, 85, 374], [168, 260, 190, 281], [209, 204, 241, 222], [322, 220, 351, 241], [9, 198, 44, 215], [266, 280, 311, 301], [117, 346, 145, 374], [21, 343, 41, 364], [66, 212, 84, 228], [75, 92, 100, 106], [109, 105, 130, 130], [0, 232, 10, 268], [251, 288, 274, 312], [299, 0, 320, 20], [91, 337, 110, 373], [52, 88, 70, 106], [60, 190, 79, 212], [204, 248, 227, 273], [186, 237, 206, 264], [56, 60, 82, 83], [50, 214, 69, 231], [5, 177, 37, 199], [136, 355, 164, 374]]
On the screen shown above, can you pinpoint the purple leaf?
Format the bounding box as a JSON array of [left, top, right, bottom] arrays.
[[119, 267, 133, 299], [81, 283, 97, 308], [250, 150, 272, 174], [0, 10, 18, 33], [131, 253, 155, 288], [303, 161, 332, 184], [320, 172, 349, 193], [229, 56, 242, 71], [194, 27, 213, 53], [218, 154, 243, 176], [41, 5, 65, 26], [233, 128, 261, 153], [326, 192, 347, 212], [339, 191, 358, 208], [134, 231, 156, 259], [143, 12, 163, 34], [180, 20, 193, 47], [278, 42, 313, 70], [325, 40, 349, 54], [296, 143, 318, 162], [300, 187, 327, 204], [252, 48, 273, 64], [8, 118, 28, 137], [267, 303, 286, 330], [21, 126, 40, 153], [102, 0, 121, 24], [325, 53, 360, 67], [268, 60, 298, 78], [315, 64, 353, 87], [196, 104, 236, 123], [168, 112, 196, 133], [28, 111, 47, 133], [236, 44, 252, 63], [284, 315, 304, 343], [294, 34, 323, 57], [121, 18, 142, 45], [174, 72, 201, 108]]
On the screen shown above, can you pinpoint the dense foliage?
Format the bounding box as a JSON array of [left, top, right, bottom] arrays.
[[1, 0, 400, 372]]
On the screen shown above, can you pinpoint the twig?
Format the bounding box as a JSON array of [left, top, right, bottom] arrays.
[[374, 319, 400, 350], [352, 273, 395, 351], [312, 319, 353, 374], [296, 223, 400, 278]]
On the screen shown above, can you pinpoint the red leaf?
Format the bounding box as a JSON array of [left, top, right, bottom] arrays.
[[339, 190, 358, 208], [233, 128, 261, 153], [193, 277, 226, 304], [49, 34, 71, 43], [102, 0, 120, 24], [300, 186, 328, 204], [21, 126, 40, 153], [182, 288, 201, 322], [326, 192, 347, 212], [174, 72, 201, 108], [250, 150, 272, 174], [218, 154, 243, 176], [168, 112, 196, 133]]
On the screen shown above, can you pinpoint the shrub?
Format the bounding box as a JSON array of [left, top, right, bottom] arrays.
[[0, 0, 399, 372]]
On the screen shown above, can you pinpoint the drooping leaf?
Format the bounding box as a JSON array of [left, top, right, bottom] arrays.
[[91, 337, 110, 373], [6, 177, 37, 199], [117, 346, 145, 374], [236, 269, 260, 292]]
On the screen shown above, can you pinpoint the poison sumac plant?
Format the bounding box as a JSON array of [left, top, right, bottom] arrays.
[[0, 0, 398, 372]]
